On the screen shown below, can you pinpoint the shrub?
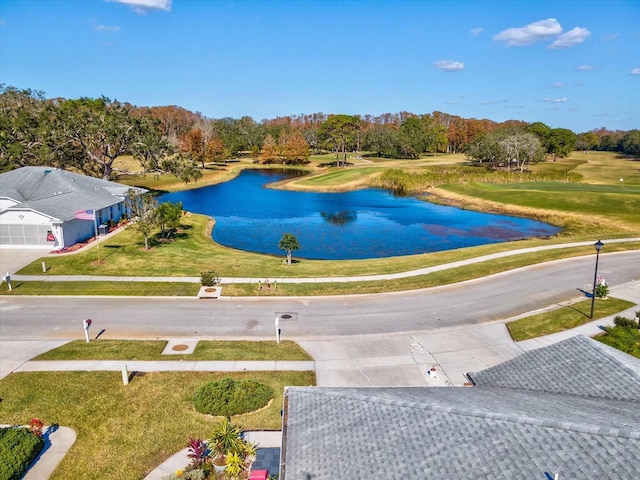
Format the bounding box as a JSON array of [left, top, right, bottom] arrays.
[[595, 283, 609, 298], [186, 437, 210, 468], [209, 418, 245, 457], [193, 378, 274, 417], [200, 271, 218, 287], [613, 315, 638, 330], [162, 469, 206, 480], [0, 426, 44, 480]]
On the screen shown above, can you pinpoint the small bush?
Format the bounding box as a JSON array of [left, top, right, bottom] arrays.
[[0, 426, 44, 480], [200, 271, 218, 287], [193, 378, 274, 417], [613, 315, 638, 330], [595, 283, 609, 298]]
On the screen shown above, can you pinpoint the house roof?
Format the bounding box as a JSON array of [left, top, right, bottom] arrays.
[[467, 334, 640, 401], [0, 166, 135, 222], [282, 335, 640, 480]]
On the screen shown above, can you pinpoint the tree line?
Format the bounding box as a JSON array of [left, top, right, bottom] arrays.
[[1, 84, 638, 181]]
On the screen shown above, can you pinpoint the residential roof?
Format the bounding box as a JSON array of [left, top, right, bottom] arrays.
[[0, 166, 134, 221], [282, 335, 640, 480], [467, 334, 640, 401]]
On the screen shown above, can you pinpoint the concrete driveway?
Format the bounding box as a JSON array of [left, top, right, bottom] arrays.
[[0, 248, 48, 278]]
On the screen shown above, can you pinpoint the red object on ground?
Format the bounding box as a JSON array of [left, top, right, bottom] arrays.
[[250, 470, 268, 480]]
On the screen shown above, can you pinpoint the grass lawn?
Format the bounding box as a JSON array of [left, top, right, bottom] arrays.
[[442, 181, 640, 233], [34, 339, 312, 361], [506, 297, 635, 341], [0, 370, 314, 480], [595, 325, 640, 358], [5, 241, 637, 297], [0, 280, 199, 296]]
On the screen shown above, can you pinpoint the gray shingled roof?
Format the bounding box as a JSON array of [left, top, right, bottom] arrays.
[[0, 166, 134, 221], [282, 336, 640, 480], [468, 334, 640, 401]]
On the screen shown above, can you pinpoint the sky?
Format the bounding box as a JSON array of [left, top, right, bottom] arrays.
[[0, 0, 639, 133]]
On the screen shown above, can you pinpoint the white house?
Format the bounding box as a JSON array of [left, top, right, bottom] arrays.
[[0, 166, 141, 250]]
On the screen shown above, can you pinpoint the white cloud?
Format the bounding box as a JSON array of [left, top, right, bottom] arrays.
[[541, 97, 568, 103], [549, 26, 590, 49], [494, 18, 562, 46], [433, 60, 464, 71], [96, 24, 121, 32], [545, 82, 566, 89], [110, 0, 172, 13], [576, 65, 593, 71], [631, 68, 640, 75], [470, 27, 483, 36]]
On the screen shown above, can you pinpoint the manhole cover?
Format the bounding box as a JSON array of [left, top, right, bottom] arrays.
[[172, 344, 189, 351], [205, 288, 217, 292], [280, 314, 292, 319]]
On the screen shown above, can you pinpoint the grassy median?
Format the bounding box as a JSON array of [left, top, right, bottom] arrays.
[[34, 339, 312, 361], [506, 297, 635, 341]]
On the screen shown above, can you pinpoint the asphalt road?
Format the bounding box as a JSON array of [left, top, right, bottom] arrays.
[[1, 251, 638, 340]]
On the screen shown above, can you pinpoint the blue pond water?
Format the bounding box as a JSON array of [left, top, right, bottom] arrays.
[[159, 169, 560, 260]]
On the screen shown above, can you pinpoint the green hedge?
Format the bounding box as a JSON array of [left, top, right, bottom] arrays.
[[0, 426, 44, 480], [193, 378, 274, 417]]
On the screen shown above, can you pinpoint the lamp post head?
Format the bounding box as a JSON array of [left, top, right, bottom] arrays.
[[594, 240, 604, 252]]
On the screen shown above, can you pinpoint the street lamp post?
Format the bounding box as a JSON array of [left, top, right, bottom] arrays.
[[590, 240, 604, 320]]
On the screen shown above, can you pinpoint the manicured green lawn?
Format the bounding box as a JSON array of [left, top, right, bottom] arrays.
[[0, 370, 314, 480], [5, 241, 637, 297], [443, 182, 640, 230], [35, 339, 312, 361], [595, 325, 640, 358], [506, 297, 635, 341], [0, 280, 199, 296]]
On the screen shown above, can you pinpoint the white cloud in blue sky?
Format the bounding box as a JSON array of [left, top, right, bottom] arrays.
[[433, 61, 464, 72], [95, 24, 121, 33], [110, 0, 172, 13], [494, 18, 563, 46], [0, 0, 638, 132], [549, 27, 591, 49]]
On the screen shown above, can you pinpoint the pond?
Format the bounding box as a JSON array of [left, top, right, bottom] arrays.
[[159, 169, 560, 260]]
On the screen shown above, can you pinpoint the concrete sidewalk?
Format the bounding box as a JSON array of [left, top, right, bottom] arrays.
[[14, 359, 314, 375]]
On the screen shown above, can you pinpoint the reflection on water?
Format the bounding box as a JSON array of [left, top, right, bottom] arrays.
[[159, 169, 561, 260], [320, 210, 358, 225]]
